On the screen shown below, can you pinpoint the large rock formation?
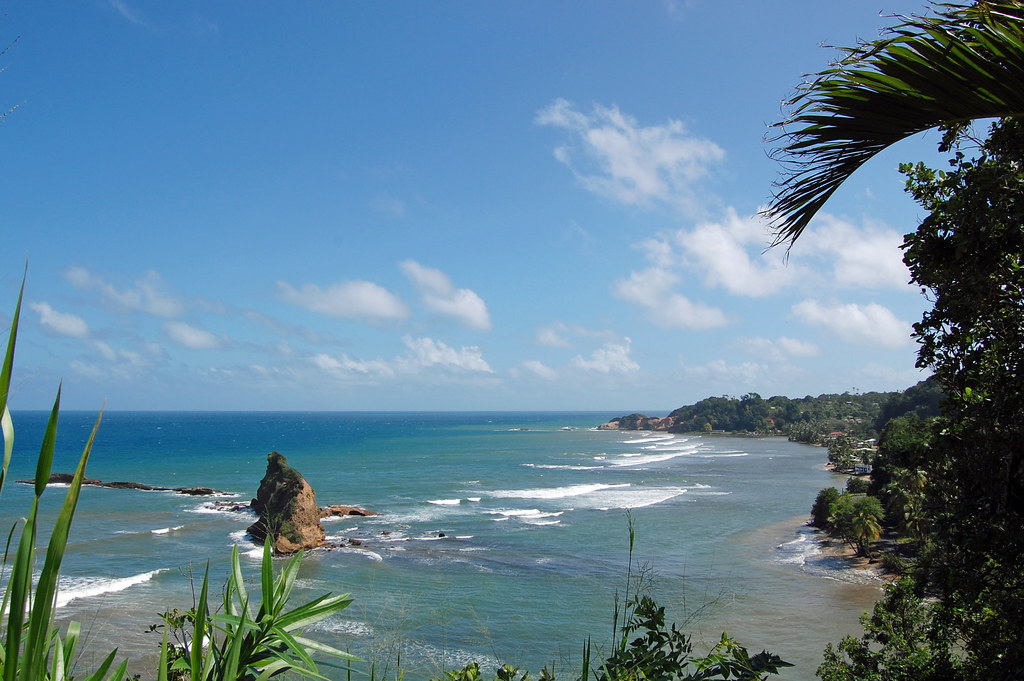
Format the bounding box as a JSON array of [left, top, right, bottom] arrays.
[[248, 451, 326, 554], [597, 413, 677, 431]]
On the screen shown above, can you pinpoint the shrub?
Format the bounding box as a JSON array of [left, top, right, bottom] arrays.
[[811, 487, 841, 529]]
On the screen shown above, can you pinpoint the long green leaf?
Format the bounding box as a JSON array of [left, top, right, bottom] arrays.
[[23, 404, 101, 681], [5, 496, 39, 681], [0, 268, 25, 497], [260, 538, 274, 620], [289, 634, 360, 661], [32, 384, 60, 498], [191, 562, 211, 681], [277, 593, 354, 632], [229, 543, 248, 619], [272, 552, 302, 618], [157, 625, 170, 681]]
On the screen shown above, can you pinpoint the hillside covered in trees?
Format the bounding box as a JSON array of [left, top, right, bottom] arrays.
[[605, 378, 944, 441]]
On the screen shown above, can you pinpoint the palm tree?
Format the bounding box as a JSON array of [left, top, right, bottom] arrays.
[[766, 1, 1024, 247], [850, 501, 884, 557]]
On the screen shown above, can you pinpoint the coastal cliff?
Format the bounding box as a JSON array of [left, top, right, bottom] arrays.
[[247, 451, 379, 555], [248, 451, 327, 554], [598, 413, 677, 431]]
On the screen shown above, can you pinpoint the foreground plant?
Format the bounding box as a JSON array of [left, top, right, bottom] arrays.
[[433, 516, 789, 681], [156, 539, 358, 681], [0, 273, 127, 681]]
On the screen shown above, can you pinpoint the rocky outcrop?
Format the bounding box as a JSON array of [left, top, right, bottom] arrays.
[[321, 504, 378, 518], [598, 413, 677, 431], [18, 473, 226, 496], [247, 451, 327, 555]]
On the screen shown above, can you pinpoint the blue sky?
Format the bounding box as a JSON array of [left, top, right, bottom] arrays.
[[2, 1, 945, 412]]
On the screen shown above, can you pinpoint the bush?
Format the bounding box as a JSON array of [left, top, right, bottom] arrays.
[[845, 476, 871, 494], [811, 487, 841, 529]]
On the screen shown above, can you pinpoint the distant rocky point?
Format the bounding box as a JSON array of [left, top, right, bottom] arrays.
[[598, 413, 677, 431], [18, 473, 226, 496]]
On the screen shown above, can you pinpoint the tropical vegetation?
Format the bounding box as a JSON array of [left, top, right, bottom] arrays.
[[610, 380, 941, 443], [770, 1, 1024, 678]]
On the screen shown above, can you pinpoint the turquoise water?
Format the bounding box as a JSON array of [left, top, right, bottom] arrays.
[[1, 412, 882, 680]]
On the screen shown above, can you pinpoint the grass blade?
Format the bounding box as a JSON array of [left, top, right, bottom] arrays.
[[191, 563, 211, 681], [0, 268, 25, 497], [23, 405, 102, 681]]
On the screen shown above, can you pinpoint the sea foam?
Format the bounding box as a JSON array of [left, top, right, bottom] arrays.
[[56, 569, 165, 608]]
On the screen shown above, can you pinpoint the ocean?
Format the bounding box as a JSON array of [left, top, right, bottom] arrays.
[[0, 411, 882, 680]]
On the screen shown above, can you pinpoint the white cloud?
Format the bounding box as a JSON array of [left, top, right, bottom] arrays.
[[91, 340, 117, 360], [658, 293, 730, 330], [792, 300, 913, 348], [612, 267, 729, 330], [536, 99, 725, 215], [797, 214, 910, 289], [278, 280, 409, 323], [400, 260, 492, 331], [736, 336, 820, 363], [683, 358, 768, 386], [164, 321, 223, 350], [66, 266, 183, 317], [675, 209, 793, 297], [778, 336, 821, 357], [401, 336, 493, 372], [109, 0, 148, 26], [536, 325, 572, 348], [613, 266, 679, 303], [313, 353, 395, 378], [69, 360, 104, 379], [571, 338, 640, 374], [522, 360, 558, 380], [30, 302, 89, 338]]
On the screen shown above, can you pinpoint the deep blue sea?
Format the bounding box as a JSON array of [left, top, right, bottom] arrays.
[[1, 411, 882, 680]]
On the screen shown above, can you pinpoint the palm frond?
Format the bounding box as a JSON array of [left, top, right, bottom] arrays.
[[766, 1, 1024, 247]]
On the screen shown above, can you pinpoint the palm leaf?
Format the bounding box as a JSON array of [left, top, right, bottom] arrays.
[[766, 1, 1024, 246]]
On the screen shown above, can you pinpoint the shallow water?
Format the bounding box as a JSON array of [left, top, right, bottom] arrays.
[[1, 412, 880, 680]]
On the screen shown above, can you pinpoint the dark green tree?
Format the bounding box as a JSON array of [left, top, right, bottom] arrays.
[[768, 2, 1024, 678], [899, 116, 1024, 676], [811, 487, 842, 529]]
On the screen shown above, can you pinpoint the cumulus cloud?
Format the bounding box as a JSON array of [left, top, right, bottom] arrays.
[[401, 336, 493, 372], [736, 336, 821, 363], [66, 266, 183, 317], [522, 360, 558, 380], [400, 261, 491, 331], [613, 267, 729, 330], [676, 209, 792, 297], [313, 353, 395, 378], [797, 214, 910, 289], [164, 321, 223, 350], [278, 280, 409, 323], [683, 358, 768, 386], [536, 99, 725, 215], [792, 300, 913, 348], [571, 338, 640, 374], [30, 302, 89, 338], [536, 325, 573, 348]]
